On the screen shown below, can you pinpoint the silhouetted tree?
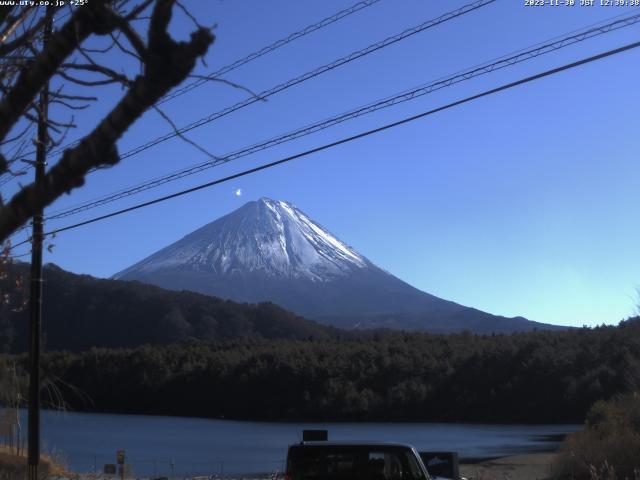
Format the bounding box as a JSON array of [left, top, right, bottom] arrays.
[[0, 0, 214, 242]]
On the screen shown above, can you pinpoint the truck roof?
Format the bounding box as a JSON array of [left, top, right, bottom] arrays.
[[290, 441, 417, 448]]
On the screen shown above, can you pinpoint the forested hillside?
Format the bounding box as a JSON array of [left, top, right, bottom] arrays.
[[37, 318, 640, 423], [3, 262, 638, 424], [0, 263, 336, 352]]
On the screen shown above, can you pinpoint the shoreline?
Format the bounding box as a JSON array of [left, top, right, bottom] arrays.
[[86, 453, 561, 480], [0, 451, 559, 480], [32, 407, 583, 426], [460, 452, 558, 480]]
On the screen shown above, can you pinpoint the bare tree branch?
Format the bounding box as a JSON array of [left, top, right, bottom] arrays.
[[152, 104, 219, 161], [50, 92, 98, 102], [50, 99, 91, 110], [176, 0, 203, 30], [0, 10, 47, 57], [109, 8, 148, 60], [125, 0, 155, 21], [189, 74, 266, 101], [0, 7, 33, 44], [0, 6, 15, 27], [0, 121, 34, 147], [109, 30, 143, 62], [61, 63, 132, 85], [0, 0, 214, 241], [47, 117, 76, 130], [57, 69, 125, 87], [48, 122, 74, 149], [0, 1, 116, 143]]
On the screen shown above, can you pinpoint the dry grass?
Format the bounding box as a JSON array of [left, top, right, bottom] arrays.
[[0, 444, 74, 480], [550, 431, 640, 479], [550, 393, 640, 480], [460, 453, 556, 480]]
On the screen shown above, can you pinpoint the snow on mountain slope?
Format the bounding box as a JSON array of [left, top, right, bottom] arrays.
[[114, 198, 562, 333], [114, 198, 367, 282]]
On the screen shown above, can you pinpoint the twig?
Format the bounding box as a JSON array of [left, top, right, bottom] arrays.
[[188, 74, 267, 101], [152, 104, 220, 161]]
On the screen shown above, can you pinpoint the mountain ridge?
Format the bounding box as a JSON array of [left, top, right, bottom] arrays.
[[115, 198, 369, 282], [114, 198, 565, 333], [0, 261, 338, 352]]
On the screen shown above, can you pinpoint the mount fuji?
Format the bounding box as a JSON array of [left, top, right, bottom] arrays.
[[113, 198, 560, 333]]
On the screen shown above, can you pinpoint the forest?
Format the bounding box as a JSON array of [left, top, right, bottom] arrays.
[[16, 317, 640, 424], [0, 262, 337, 352], [2, 263, 639, 424]]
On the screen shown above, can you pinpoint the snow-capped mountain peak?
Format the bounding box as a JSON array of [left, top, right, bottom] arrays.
[[114, 198, 367, 282], [113, 197, 551, 334]]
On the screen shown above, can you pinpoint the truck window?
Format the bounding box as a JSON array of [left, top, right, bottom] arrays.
[[367, 450, 425, 480], [287, 446, 428, 480], [288, 449, 358, 480]]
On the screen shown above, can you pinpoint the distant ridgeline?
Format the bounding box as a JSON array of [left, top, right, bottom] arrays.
[[0, 262, 338, 353], [2, 261, 639, 423], [113, 198, 562, 334], [32, 318, 640, 424]]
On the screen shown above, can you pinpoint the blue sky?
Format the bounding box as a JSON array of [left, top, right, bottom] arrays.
[[4, 0, 640, 327]]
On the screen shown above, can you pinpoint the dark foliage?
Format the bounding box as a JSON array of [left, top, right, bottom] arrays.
[[29, 318, 640, 423], [0, 262, 336, 352], [2, 262, 639, 424], [552, 392, 640, 479]]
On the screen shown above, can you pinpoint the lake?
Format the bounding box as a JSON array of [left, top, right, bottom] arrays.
[[29, 409, 580, 476]]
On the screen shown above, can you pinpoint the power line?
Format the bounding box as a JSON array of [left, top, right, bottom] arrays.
[[42, 39, 640, 239], [13, 0, 495, 198], [0, 126, 36, 183], [158, 0, 384, 105], [0, 157, 35, 188], [12, 5, 639, 193], [4, 236, 31, 253], [0, 0, 384, 182], [112, 0, 497, 160], [44, 10, 640, 222], [7, 251, 32, 260], [0, 165, 29, 186]]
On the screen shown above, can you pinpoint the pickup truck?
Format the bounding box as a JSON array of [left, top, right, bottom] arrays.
[[283, 439, 432, 480]]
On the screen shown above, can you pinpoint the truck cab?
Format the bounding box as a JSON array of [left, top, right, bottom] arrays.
[[284, 432, 431, 480]]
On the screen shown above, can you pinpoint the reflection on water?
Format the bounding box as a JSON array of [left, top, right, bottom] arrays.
[[28, 409, 580, 476]]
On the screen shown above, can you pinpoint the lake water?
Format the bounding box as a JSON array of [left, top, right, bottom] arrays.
[[29, 409, 580, 477]]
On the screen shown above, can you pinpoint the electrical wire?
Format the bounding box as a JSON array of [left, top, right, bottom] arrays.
[[6, 0, 495, 190], [4, 236, 31, 252], [40, 39, 640, 239], [158, 0, 385, 105], [43, 10, 640, 222], [113, 0, 496, 162], [0, 0, 384, 181], [0, 165, 29, 186]]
